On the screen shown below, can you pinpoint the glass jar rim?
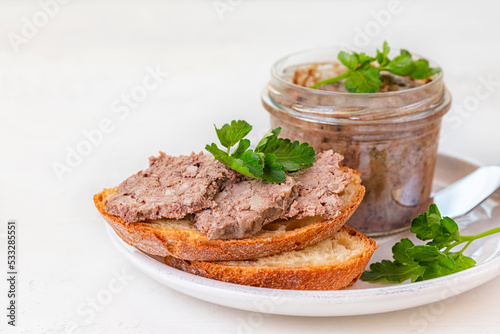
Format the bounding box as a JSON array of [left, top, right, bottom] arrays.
[[264, 46, 451, 124], [270, 46, 444, 98]]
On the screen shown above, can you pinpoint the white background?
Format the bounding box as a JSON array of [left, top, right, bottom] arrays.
[[1, 0, 500, 333]]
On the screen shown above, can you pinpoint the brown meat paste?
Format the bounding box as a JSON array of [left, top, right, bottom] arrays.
[[104, 152, 235, 223], [105, 150, 352, 240]]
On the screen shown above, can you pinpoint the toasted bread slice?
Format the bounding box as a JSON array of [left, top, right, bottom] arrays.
[[164, 225, 377, 290], [94, 169, 365, 261]]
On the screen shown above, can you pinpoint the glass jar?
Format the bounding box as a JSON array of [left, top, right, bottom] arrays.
[[262, 47, 451, 235]]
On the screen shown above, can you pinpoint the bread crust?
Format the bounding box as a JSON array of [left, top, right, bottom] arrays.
[[164, 226, 377, 290], [94, 169, 365, 261]]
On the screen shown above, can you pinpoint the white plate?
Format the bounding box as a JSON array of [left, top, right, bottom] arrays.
[[105, 153, 500, 316]]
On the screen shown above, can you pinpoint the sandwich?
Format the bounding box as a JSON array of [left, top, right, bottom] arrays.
[[94, 121, 376, 290]]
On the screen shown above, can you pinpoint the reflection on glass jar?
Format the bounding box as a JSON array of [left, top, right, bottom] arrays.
[[262, 47, 451, 235]]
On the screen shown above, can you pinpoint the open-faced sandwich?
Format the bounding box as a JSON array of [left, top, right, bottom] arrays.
[[94, 120, 376, 290]]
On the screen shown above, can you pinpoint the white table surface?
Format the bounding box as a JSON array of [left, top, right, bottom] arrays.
[[1, 0, 500, 333]]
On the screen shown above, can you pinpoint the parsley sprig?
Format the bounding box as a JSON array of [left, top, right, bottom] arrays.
[[361, 204, 500, 283], [206, 120, 315, 183], [311, 41, 441, 93]]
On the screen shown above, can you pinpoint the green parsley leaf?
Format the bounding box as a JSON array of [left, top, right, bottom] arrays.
[[409, 203, 443, 240], [256, 137, 315, 172], [410, 59, 442, 79], [407, 245, 455, 271], [261, 154, 286, 183], [376, 41, 391, 67], [450, 253, 476, 272], [229, 150, 263, 178], [410, 204, 461, 249], [361, 204, 500, 284], [232, 139, 251, 158], [311, 42, 442, 93], [418, 262, 454, 281], [361, 260, 424, 283], [382, 50, 414, 76], [205, 142, 231, 164], [392, 238, 417, 264], [344, 67, 381, 93], [338, 51, 358, 70], [207, 120, 316, 183], [215, 120, 252, 150], [427, 217, 460, 248], [255, 127, 281, 153], [400, 49, 412, 57], [356, 52, 376, 66], [206, 142, 263, 178]]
